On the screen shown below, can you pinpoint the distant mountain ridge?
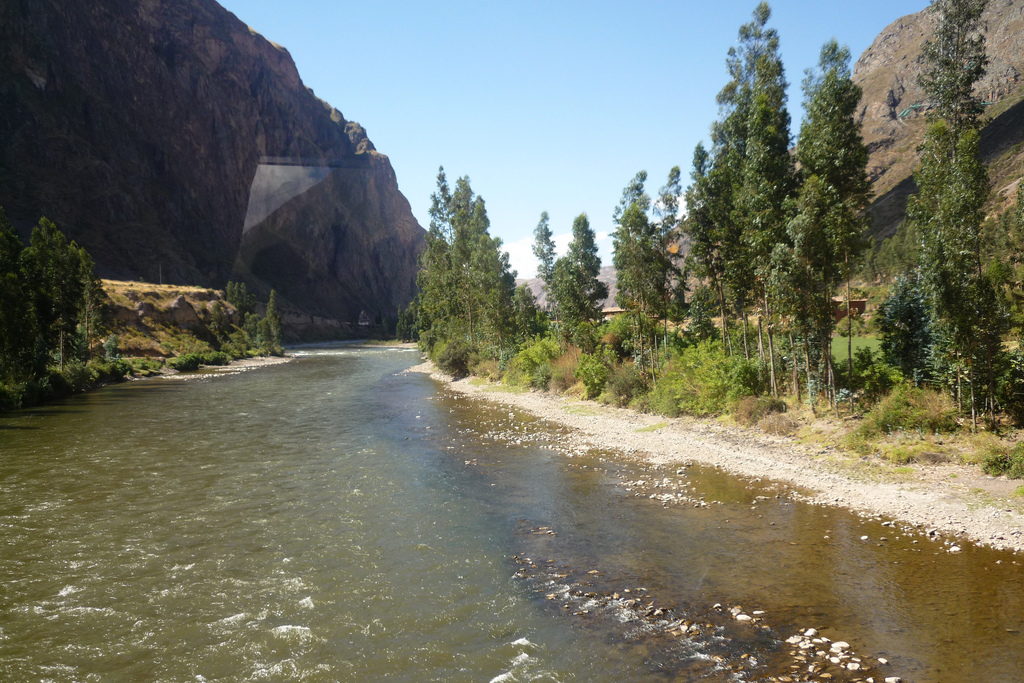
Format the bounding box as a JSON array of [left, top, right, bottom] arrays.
[[0, 0, 424, 326]]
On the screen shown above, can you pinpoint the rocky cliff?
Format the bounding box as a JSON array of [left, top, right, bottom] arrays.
[[0, 0, 424, 325], [854, 0, 1024, 237]]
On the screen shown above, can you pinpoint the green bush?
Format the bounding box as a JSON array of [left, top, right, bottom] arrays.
[[983, 442, 1024, 479], [85, 358, 131, 383], [998, 350, 1024, 427], [436, 340, 476, 379], [0, 383, 25, 410], [506, 337, 561, 387], [167, 354, 203, 372], [531, 362, 553, 390], [200, 351, 231, 366], [854, 384, 958, 439], [128, 357, 165, 376], [59, 361, 94, 391], [576, 353, 608, 399], [647, 341, 765, 417]]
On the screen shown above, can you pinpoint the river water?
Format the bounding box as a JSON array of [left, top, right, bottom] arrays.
[[1, 347, 1023, 682]]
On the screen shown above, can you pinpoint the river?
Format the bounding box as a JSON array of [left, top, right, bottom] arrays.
[[1, 346, 1022, 682]]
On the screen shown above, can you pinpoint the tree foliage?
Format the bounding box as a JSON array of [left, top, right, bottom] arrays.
[[415, 167, 537, 360]]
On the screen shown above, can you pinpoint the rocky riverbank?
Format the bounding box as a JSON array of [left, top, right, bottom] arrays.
[[158, 354, 293, 381], [410, 363, 1024, 555]]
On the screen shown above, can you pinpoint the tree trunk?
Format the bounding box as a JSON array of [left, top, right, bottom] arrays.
[[764, 290, 778, 398], [970, 362, 977, 432], [804, 336, 815, 416], [790, 331, 801, 403], [757, 315, 765, 360], [741, 311, 750, 361], [717, 281, 732, 356], [986, 341, 995, 425], [956, 349, 963, 414], [846, 275, 853, 413]]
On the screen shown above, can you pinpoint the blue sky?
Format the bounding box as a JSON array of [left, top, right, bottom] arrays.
[[218, 0, 929, 279]]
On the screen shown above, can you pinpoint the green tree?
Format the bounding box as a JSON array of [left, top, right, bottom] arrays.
[[416, 167, 519, 358], [909, 0, 1001, 427], [709, 2, 796, 366], [209, 300, 229, 339], [612, 171, 677, 379], [265, 289, 283, 354], [532, 211, 557, 305], [786, 40, 872, 406], [226, 281, 256, 319], [733, 4, 796, 396], [23, 218, 85, 371], [551, 213, 607, 336], [877, 273, 934, 384], [0, 208, 37, 383], [77, 247, 106, 360], [684, 144, 733, 352], [918, 0, 988, 138], [511, 284, 544, 348]]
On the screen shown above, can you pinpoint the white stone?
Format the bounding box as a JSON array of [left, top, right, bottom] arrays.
[[830, 641, 850, 652], [736, 614, 752, 622], [803, 628, 817, 637]]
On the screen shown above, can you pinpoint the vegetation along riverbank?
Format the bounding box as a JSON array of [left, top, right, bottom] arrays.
[[401, 2, 1024, 553], [0, 208, 286, 410]]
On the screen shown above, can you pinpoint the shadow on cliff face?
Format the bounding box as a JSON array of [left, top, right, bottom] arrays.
[[233, 157, 421, 326], [0, 0, 424, 320]]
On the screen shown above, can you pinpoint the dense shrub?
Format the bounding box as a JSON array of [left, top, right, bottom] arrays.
[[576, 352, 609, 399], [549, 353, 579, 393], [167, 354, 201, 371], [435, 340, 476, 379], [647, 341, 766, 417], [733, 396, 787, 427], [86, 358, 132, 383], [531, 362, 553, 390], [606, 362, 646, 407], [998, 350, 1024, 427], [474, 358, 502, 381], [855, 351, 904, 403], [854, 384, 957, 439], [983, 442, 1024, 479], [600, 316, 633, 360], [200, 351, 230, 366], [128, 357, 165, 377], [506, 337, 561, 387]]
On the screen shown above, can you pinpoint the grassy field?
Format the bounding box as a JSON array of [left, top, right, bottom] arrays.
[[831, 335, 881, 359]]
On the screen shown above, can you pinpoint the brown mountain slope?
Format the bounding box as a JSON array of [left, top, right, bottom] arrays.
[[854, 0, 1024, 237], [0, 0, 424, 325]]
